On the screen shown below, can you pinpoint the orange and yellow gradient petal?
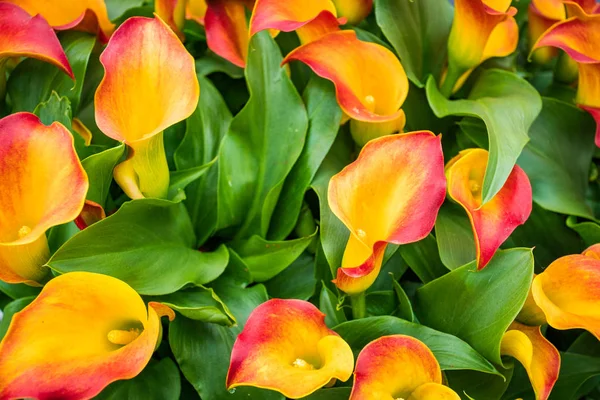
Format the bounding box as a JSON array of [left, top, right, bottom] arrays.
[[227, 299, 354, 399], [501, 322, 560, 400], [186, 0, 208, 24], [0, 113, 88, 285], [95, 16, 199, 199], [0, 272, 174, 399], [350, 335, 460, 400], [205, 0, 253, 68], [446, 149, 532, 270], [155, 0, 187, 40], [528, 3, 560, 65], [328, 132, 446, 294], [0, 2, 73, 78], [576, 63, 600, 146], [331, 0, 372, 25]]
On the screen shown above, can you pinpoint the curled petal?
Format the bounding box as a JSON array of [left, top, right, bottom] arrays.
[[331, 0, 372, 25], [249, 0, 337, 37], [0, 2, 73, 78], [501, 322, 560, 400], [283, 30, 408, 123], [350, 335, 459, 400], [517, 280, 549, 326], [0, 113, 88, 284], [329, 132, 446, 294], [3, 0, 114, 42], [205, 0, 252, 68], [483, 15, 519, 61], [74, 200, 107, 230], [446, 149, 532, 269], [575, 63, 600, 147], [186, 0, 208, 24], [156, 0, 187, 40], [227, 299, 354, 399], [583, 243, 600, 259], [72, 117, 93, 146], [528, 4, 560, 64], [0, 272, 174, 399], [531, 0, 565, 20], [532, 254, 600, 339]]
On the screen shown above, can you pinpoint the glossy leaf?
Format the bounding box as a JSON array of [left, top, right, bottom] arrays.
[[319, 284, 347, 328], [446, 367, 513, 400], [81, 144, 125, 207], [264, 253, 317, 300], [435, 202, 476, 270], [392, 279, 415, 322], [168, 159, 216, 203], [567, 217, 600, 247], [398, 235, 448, 283]]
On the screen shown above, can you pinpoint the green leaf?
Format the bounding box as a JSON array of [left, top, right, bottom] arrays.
[[96, 358, 181, 400], [81, 144, 125, 206], [518, 98, 595, 218], [435, 202, 476, 270], [319, 284, 347, 328], [269, 76, 342, 240], [196, 53, 245, 79], [567, 216, 600, 247], [105, 0, 145, 21], [414, 248, 534, 364], [300, 388, 352, 400], [366, 291, 398, 316], [217, 31, 308, 238], [548, 353, 600, 400], [175, 76, 231, 245], [446, 367, 514, 400], [8, 31, 96, 114], [48, 199, 228, 295], [0, 281, 40, 300], [168, 158, 217, 203], [264, 253, 317, 300], [398, 235, 448, 283], [375, 0, 453, 86], [0, 297, 34, 340], [426, 69, 543, 204], [229, 229, 317, 282], [146, 286, 236, 327], [392, 279, 415, 322], [334, 316, 499, 375]]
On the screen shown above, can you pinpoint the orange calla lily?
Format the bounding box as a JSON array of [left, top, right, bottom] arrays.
[[443, 0, 518, 95], [95, 16, 199, 199], [350, 335, 461, 400], [155, 0, 187, 40], [0, 2, 73, 79], [331, 0, 372, 25], [0, 272, 174, 399], [501, 322, 560, 400], [531, 247, 600, 339], [446, 149, 532, 270], [186, 0, 208, 24], [528, 3, 560, 65], [0, 112, 88, 285], [226, 299, 354, 399], [2, 0, 114, 42], [517, 278, 549, 326], [283, 30, 409, 145], [328, 132, 446, 294]]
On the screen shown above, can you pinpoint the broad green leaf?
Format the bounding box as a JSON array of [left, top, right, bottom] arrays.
[[368, 245, 408, 292], [447, 367, 514, 400], [264, 253, 316, 300], [398, 235, 448, 283], [96, 358, 181, 400], [548, 353, 600, 400], [217, 31, 308, 238], [0, 297, 34, 340], [319, 284, 347, 328], [0, 281, 39, 300], [414, 248, 534, 364], [435, 202, 477, 270], [8, 31, 96, 114], [47, 221, 81, 253], [301, 388, 352, 400], [392, 280, 415, 322], [567, 216, 600, 247], [82, 144, 125, 206], [229, 229, 317, 281], [196, 54, 245, 79], [175, 76, 231, 245], [105, 0, 145, 20], [269, 76, 342, 240], [48, 199, 228, 295], [168, 159, 217, 203], [426, 69, 542, 204], [375, 0, 453, 86], [518, 98, 595, 218], [146, 286, 236, 326], [334, 316, 499, 375], [366, 291, 398, 316]]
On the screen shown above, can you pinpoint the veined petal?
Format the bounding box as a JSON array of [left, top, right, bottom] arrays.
[[328, 132, 446, 294], [205, 0, 252, 68], [528, 3, 560, 64], [283, 30, 409, 122], [0, 272, 174, 399], [0, 112, 88, 284], [227, 299, 354, 399], [446, 149, 532, 269], [532, 254, 600, 339], [186, 0, 208, 24], [249, 0, 337, 37], [2, 0, 114, 42], [501, 322, 560, 400], [95, 16, 199, 143], [532, 2, 600, 63], [156, 0, 187, 40], [0, 2, 73, 78], [331, 0, 372, 25], [349, 335, 459, 400]]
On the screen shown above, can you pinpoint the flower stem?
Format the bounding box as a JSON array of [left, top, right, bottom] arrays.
[[440, 63, 463, 98], [350, 292, 366, 319]]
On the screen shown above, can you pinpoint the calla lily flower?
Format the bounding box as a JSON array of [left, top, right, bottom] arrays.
[[445, 149, 532, 270], [227, 299, 354, 399], [3, 0, 114, 42], [501, 322, 560, 400], [0, 2, 73, 79], [350, 335, 460, 400], [0, 272, 174, 399], [331, 0, 372, 25], [517, 277, 549, 326], [156, 0, 187, 40], [328, 132, 446, 294], [283, 30, 409, 146], [530, 246, 600, 339], [186, 0, 208, 24], [95, 16, 199, 199], [443, 0, 518, 95], [0, 112, 88, 285]]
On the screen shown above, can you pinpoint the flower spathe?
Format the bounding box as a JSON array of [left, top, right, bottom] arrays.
[[331, 0, 372, 25], [0, 112, 88, 285], [0, 2, 73, 79], [0, 272, 175, 399], [226, 299, 354, 399], [445, 148, 532, 270], [349, 335, 460, 400], [95, 15, 199, 199], [155, 0, 187, 40], [328, 132, 446, 294]]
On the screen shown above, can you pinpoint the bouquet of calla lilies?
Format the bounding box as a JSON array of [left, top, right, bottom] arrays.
[[1, 0, 600, 398]]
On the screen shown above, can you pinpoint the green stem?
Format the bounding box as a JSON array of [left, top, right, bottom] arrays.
[[350, 292, 366, 320], [440, 63, 464, 98]]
